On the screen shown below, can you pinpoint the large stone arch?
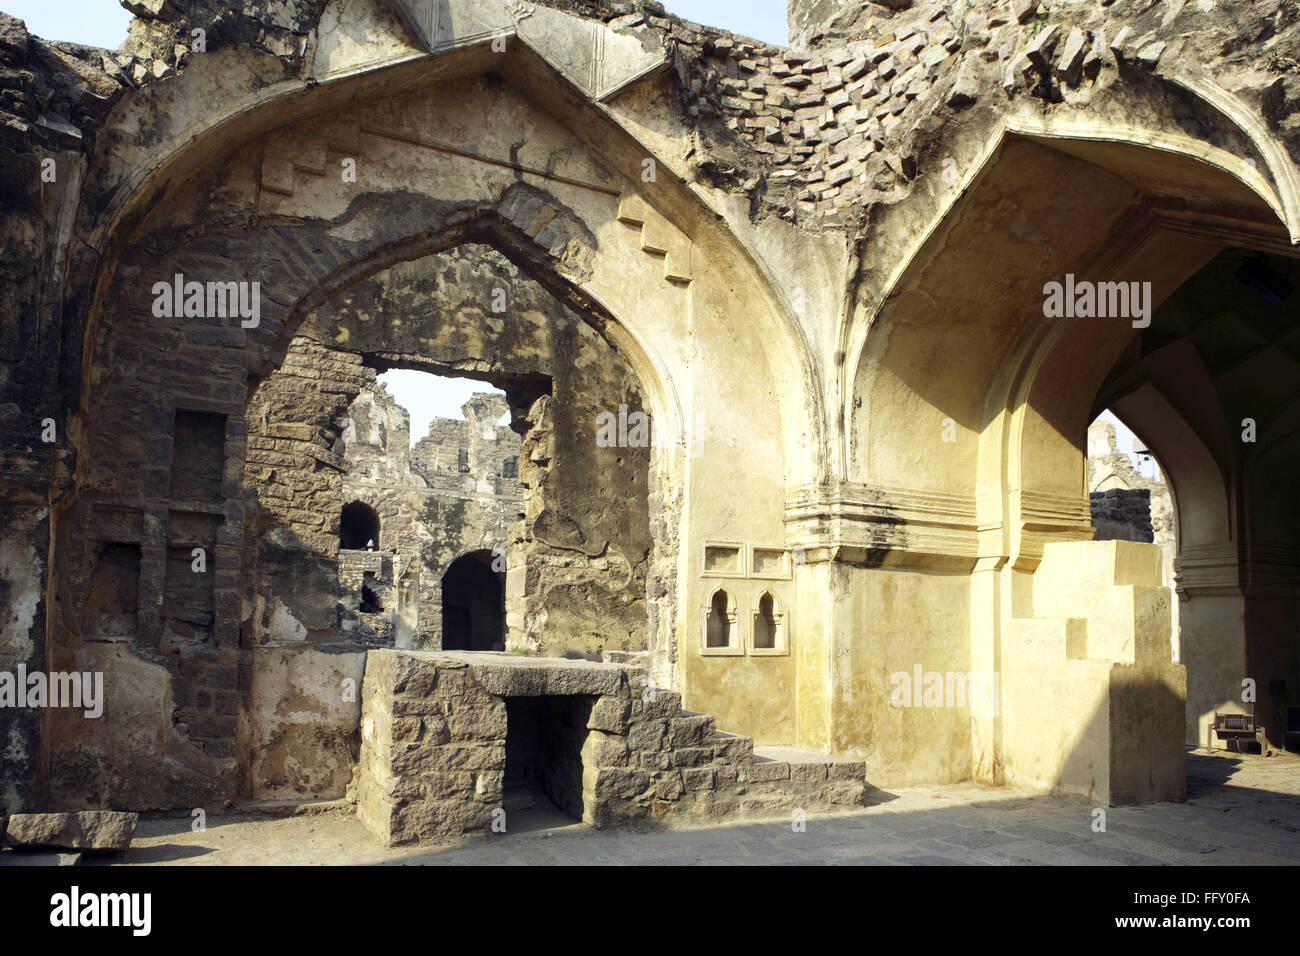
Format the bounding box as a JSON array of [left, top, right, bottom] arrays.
[[986, 149, 1296, 762], [47, 25, 841, 806], [846, 104, 1295, 562], [66, 32, 825, 489], [829, 86, 1296, 792]]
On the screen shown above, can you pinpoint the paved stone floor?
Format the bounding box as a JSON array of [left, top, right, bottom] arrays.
[[5, 748, 1298, 865]]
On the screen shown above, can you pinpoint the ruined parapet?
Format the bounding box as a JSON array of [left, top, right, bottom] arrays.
[[95, 0, 1300, 233], [1091, 488, 1154, 543], [461, 393, 511, 496], [342, 384, 411, 485]]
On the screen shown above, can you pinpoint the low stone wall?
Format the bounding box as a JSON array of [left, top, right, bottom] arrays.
[[350, 650, 866, 845]]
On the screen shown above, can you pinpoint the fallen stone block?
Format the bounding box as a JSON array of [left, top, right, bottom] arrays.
[[2, 811, 138, 851]]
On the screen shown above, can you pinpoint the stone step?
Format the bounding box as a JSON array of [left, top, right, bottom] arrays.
[[747, 745, 867, 785], [668, 712, 716, 747], [711, 730, 754, 764]]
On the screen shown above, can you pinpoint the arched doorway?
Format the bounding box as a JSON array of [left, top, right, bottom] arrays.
[[843, 123, 1299, 798], [441, 551, 505, 651]]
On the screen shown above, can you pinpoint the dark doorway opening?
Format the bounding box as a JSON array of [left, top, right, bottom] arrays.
[[503, 695, 593, 821], [441, 550, 505, 651], [340, 500, 380, 550]]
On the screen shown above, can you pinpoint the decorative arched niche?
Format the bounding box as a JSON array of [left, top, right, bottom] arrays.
[[701, 587, 740, 656], [750, 590, 789, 656]]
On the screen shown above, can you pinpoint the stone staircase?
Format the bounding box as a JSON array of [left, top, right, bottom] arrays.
[[350, 650, 867, 846], [615, 705, 868, 826]]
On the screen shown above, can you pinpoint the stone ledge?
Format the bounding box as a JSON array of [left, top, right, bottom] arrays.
[[379, 650, 634, 698]]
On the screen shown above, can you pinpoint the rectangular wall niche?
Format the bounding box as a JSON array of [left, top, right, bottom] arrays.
[[85, 542, 141, 639], [702, 543, 743, 575], [504, 696, 594, 820], [162, 512, 221, 650], [170, 410, 227, 503], [751, 547, 791, 579]]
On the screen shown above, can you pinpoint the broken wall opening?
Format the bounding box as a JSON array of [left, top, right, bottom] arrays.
[[503, 695, 594, 820], [340, 500, 379, 551], [338, 365, 533, 650]]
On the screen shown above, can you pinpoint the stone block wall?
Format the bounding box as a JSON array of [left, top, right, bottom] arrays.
[[338, 550, 396, 645], [1090, 488, 1153, 543], [243, 337, 374, 645], [351, 650, 867, 846], [340, 382, 524, 649]]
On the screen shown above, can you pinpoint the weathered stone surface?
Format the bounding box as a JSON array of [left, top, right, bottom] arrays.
[[3, 0, 1289, 829], [642, 690, 683, 720], [1011, 0, 1039, 24], [3, 812, 137, 850], [668, 714, 716, 748], [744, 761, 791, 783], [683, 768, 717, 791], [463, 656, 627, 698], [588, 696, 632, 733]]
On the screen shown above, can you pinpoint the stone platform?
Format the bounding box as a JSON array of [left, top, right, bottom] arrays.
[[350, 651, 866, 846]]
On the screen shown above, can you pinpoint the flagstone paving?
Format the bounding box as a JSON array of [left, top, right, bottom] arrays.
[[5, 749, 1297, 866]]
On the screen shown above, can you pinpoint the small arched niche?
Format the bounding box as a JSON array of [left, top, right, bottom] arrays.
[[340, 500, 380, 551], [702, 588, 740, 656], [751, 590, 788, 655]]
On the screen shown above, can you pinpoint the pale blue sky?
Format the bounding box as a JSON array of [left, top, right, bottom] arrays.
[[1, 0, 786, 48], [377, 370, 507, 445], [3, 0, 132, 47]]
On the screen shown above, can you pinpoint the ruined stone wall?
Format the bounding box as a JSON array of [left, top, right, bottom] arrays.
[[25, 56, 684, 807], [406, 397, 522, 497], [411, 419, 466, 485], [1090, 488, 1154, 543], [1088, 418, 1179, 654], [339, 383, 525, 648], [337, 549, 397, 644], [0, 13, 128, 815], [668, 0, 1300, 227], [3, 0, 1297, 814], [301, 245, 655, 660], [243, 339, 374, 645]]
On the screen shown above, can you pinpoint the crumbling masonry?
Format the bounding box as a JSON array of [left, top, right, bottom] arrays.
[[2, 0, 1299, 841]]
